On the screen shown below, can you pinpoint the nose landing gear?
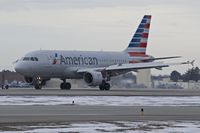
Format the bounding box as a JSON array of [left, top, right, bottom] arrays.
[[34, 77, 42, 90]]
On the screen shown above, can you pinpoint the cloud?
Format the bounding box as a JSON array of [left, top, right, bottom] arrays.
[[0, 0, 200, 74], [0, 0, 199, 11]]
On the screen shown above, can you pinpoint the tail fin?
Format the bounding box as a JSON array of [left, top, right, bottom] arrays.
[[124, 15, 151, 57]]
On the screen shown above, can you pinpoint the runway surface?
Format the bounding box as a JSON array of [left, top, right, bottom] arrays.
[[1, 88, 200, 132], [0, 105, 200, 124], [1, 88, 200, 96], [1, 96, 200, 106], [1, 121, 200, 133]]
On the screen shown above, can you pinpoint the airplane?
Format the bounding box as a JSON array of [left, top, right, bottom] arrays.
[[14, 15, 189, 90]]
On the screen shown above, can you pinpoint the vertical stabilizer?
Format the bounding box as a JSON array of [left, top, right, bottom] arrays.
[[124, 15, 151, 57]]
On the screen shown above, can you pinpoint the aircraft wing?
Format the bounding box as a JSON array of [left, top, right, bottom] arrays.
[[77, 61, 189, 73]]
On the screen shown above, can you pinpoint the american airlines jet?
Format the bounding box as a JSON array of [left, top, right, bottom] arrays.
[[14, 15, 187, 90]]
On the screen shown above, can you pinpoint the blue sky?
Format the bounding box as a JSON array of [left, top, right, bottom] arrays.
[[0, 0, 199, 75]]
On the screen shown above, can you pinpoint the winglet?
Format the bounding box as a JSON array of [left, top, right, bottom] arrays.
[[191, 60, 195, 66], [181, 60, 195, 66]]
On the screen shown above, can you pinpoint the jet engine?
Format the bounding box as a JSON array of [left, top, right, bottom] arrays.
[[83, 71, 104, 86], [24, 76, 34, 84]]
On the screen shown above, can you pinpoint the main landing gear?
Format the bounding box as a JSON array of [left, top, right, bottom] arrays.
[[60, 79, 71, 90], [99, 80, 110, 91]]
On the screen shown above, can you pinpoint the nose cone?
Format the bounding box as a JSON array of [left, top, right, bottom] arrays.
[[14, 63, 27, 74], [14, 63, 21, 73]]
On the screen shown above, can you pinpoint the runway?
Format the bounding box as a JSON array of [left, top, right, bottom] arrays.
[[1, 88, 200, 96], [1, 120, 200, 132], [0, 105, 200, 124], [1, 95, 200, 106], [0, 88, 200, 132]]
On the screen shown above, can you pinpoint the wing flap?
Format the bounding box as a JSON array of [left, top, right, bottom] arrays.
[[77, 67, 106, 73], [105, 62, 169, 71]]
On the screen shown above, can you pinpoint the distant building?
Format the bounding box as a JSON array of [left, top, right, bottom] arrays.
[[163, 77, 171, 82], [136, 69, 152, 88], [0, 70, 24, 84]]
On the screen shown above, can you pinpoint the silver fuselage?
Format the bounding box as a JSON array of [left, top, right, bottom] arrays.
[[15, 50, 151, 79]]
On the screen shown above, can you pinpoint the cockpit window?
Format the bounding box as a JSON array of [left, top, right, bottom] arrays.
[[31, 57, 34, 61], [23, 57, 39, 61], [23, 57, 30, 61], [34, 57, 38, 61]]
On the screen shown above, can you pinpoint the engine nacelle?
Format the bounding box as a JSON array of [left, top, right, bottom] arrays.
[[83, 71, 103, 86], [24, 77, 33, 84]]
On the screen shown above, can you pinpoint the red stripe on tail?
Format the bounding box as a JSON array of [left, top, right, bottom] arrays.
[[128, 52, 148, 57], [142, 33, 148, 38], [139, 43, 147, 48], [144, 23, 150, 29], [129, 61, 140, 63]]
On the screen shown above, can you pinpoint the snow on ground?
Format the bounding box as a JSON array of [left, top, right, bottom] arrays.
[[0, 96, 200, 106], [0, 121, 200, 133]]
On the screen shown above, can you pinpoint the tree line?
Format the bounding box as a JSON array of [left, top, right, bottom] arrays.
[[170, 67, 200, 82]]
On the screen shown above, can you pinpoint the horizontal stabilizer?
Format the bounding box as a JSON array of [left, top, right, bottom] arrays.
[[142, 56, 181, 62]]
